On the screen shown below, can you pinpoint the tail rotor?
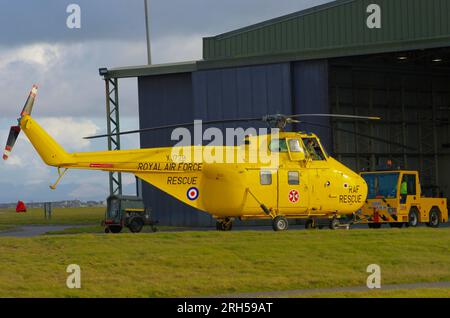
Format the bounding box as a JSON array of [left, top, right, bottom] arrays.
[[3, 85, 38, 161], [21, 84, 38, 116], [3, 126, 21, 160]]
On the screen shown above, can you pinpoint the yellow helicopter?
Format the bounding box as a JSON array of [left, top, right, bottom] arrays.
[[4, 85, 385, 231]]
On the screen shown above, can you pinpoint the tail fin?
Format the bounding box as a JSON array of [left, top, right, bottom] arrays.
[[20, 115, 73, 167]]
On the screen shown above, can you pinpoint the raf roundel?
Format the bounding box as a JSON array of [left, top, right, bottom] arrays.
[[187, 187, 199, 201]]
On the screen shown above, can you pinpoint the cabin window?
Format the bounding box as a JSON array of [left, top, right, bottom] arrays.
[[401, 174, 417, 195], [302, 138, 326, 160], [260, 171, 272, 185], [269, 139, 288, 152], [288, 139, 302, 152], [288, 171, 299, 185]]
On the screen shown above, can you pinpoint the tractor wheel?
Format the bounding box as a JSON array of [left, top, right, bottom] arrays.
[[427, 208, 441, 228], [368, 223, 382, 229], [272, 216, 289, 231], [109, 225, 123, 233], [407, 207, 420, 227], [128, 217, 145, 233]]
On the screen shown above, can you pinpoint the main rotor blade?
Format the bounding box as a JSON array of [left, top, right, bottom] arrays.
[[84, 117, 263, 139], [290, 114, 381, 121], [84, 113, 381, 140], [301, 121, 417, 151], [21, 84, 38, 116]]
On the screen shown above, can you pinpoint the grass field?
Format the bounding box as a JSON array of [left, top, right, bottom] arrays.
[[1, 228, 450, 297], [296, 288, 450, 298], [0, 207, 105, 227]]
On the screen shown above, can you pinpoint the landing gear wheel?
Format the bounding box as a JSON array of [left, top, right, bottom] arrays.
[[427, 208, 440, 228], [407, 208, 419, 228], [272, 216, 289, 231], [329, 218, 340, 230], [216, 219, 233, 231], [109, 225, 123, 233], [305, 218, 315, 230], [368, 223, 382, 229], [128, 217, 144, 233]]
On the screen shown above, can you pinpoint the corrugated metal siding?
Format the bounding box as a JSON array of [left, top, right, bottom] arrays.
[[192, 63, 293, 121], [291, 60, 332, 151], [203, 0, 450, 60]]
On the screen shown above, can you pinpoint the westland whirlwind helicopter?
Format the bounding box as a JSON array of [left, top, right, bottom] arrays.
[[4, 85, 400, 231]]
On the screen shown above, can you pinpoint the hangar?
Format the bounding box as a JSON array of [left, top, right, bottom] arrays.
[[101, 0, 450, 226]]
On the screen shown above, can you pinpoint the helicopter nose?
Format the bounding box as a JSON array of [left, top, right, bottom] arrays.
[[341, 173, 368, 209], [356, 175, 368, 206], [359, 177, 369, 201]]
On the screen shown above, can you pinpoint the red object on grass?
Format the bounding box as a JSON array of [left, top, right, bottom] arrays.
[[16, 201, 27, 213]]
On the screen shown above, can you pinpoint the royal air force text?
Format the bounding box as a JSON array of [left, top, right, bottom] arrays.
[[137, 162, 203, 172]]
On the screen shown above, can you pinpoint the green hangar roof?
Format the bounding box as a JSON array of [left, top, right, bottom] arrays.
[[105, 0, 450, 78], [202, 0, 450, 66]]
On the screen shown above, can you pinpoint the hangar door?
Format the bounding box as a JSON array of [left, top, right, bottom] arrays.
[[329, 55, 450, 198]]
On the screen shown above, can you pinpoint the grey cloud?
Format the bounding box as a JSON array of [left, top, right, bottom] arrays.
[[1, 0, 333, 47]]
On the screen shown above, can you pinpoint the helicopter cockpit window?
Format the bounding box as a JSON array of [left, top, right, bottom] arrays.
[[260, 171, 272, 185], [302, 138, 326, 161], [288, 139, 302, 152], [269, 139, 288, 152]]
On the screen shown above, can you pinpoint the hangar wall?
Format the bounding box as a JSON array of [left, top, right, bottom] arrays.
[[138, 61, 330, 226], [292, 60, 331, 151], [192, 63, 292, 121]]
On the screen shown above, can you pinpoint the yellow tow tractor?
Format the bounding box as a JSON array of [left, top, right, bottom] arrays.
[[357, 170, 448, 228]]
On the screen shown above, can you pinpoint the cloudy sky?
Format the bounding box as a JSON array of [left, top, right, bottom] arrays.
[[0, 0, 331, 203]]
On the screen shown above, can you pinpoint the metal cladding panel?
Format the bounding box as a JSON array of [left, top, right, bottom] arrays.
[[192, 63, 293, 124], [292, 60, 332, 152], [203, 0, 450, 61], [138, 73, 213, 226]]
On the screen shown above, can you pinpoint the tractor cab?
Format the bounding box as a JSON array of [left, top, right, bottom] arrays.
[[103, 195, 157, 233]]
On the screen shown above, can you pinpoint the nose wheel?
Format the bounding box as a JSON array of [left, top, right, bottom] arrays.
[[272, 216, 289, 231]]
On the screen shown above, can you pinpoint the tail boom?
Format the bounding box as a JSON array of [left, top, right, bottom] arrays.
[[20, 115, 73, 167]]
